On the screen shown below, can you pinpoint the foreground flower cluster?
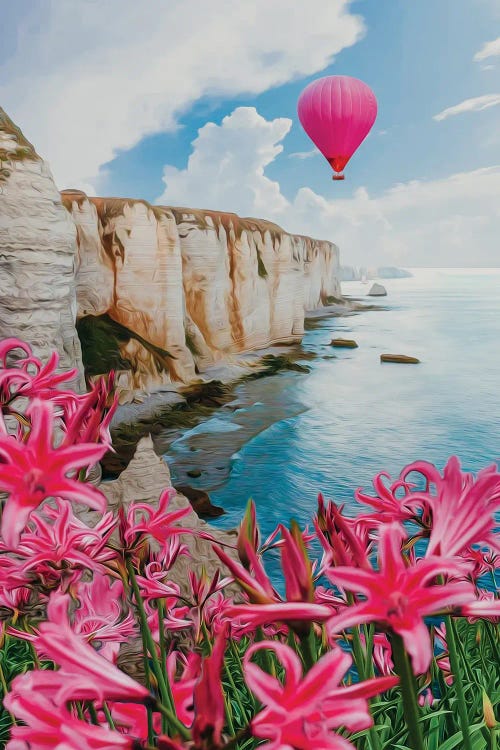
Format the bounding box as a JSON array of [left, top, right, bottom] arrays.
[[0, 338, 498, 750]]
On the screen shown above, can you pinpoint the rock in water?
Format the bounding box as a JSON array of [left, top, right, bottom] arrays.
[[174, 485, 225, 518], [380, 354, 420, 364], [368, 282, 387, 297], [331, 338, 358, 348], [0, 108, 84, 390]]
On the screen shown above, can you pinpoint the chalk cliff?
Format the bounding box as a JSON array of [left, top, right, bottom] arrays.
[[62, 191, 341, 392], [0, 109, 84, 389]]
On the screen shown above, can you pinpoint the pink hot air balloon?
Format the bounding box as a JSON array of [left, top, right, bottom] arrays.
[[297, 75, 377, 180]]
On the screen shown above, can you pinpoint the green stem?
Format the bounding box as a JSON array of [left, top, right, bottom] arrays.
[[224, 659, 247, 724], [220, 725, 252, 750], [299, 629, 316, 672], [489, 727, 497, 750], [126, 558, 190, 741], [390, 633, 425, 750], [102, 702, 116, 730], [445, 615, 473, 750], [157, 598, 168, 735]]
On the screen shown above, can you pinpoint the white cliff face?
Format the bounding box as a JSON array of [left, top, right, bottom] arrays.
[[0, 109, 84, 390], [61, 194, 341, 392]]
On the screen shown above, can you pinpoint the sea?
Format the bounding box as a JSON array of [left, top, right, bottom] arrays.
[[162, 268, 500, 568]]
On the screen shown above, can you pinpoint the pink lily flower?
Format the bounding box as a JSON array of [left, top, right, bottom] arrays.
[[74, 575, 137, 662], [136, 561, 182, 603], [244, 640, 398, 750], [0, 338, 78, 404], [125, 488, 192, 548], [61, 371, 118, 450], [401, 456, 500, 557], [315, 495, 372, 570], [192, 628, 227, 747], [31, 590, 150, 704], [326, 523, 475, 673], [15, 500, 115, 590], [458, 592, 500, 622], [4, 686, 133, 750], [354, 471, 420, 526], [166, 651, 202, 727], [215, 524, 332, 632], [0, 399, 107, 547]]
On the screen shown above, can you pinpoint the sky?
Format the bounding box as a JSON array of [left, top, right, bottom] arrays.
[[1, 0, 499, 267]]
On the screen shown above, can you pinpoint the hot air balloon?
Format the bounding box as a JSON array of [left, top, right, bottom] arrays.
[[297, 75, 377, 180]]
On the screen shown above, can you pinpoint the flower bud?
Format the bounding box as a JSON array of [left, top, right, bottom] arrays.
[[483, 690, 496, 729]]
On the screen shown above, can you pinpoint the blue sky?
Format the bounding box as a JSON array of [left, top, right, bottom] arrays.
[[1, 0, 499, 266], [101, 0, 499, 203]]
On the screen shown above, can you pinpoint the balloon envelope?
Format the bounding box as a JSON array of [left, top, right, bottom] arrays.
[[297, 76, 377, 178]]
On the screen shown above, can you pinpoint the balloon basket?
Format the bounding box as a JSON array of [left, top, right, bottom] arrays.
[[332, 173, 345, 181]]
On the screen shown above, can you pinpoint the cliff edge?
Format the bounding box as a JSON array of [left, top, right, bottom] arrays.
[[62, 191, 341, 392]]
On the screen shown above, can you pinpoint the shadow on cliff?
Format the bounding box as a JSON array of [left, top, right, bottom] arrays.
[[76, 313, 175, 377]]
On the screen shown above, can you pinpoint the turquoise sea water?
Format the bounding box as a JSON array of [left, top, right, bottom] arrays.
[[165, 269, 500, 548]]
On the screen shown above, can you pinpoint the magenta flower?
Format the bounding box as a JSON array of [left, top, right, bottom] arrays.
[[74, 575, 137, 662], [15, 499, 115, 590], [166, 651, 201, 727], [0, 399, 107, 546], [31, 591, 150, 704], [315, 495, 372, 570], [244, 641, 398, 750], [354, 471, 420, 526], [4, 686, 133, 750], [125, 487, 192, 548], [401, 456, 500, 557], [458, 592, 500, 622], [0, 337, 78, 404], [215, 523, 332, 631], [61, 371, 118, 450], [192, 628, 227, 747], [327, 523, 475, 673]]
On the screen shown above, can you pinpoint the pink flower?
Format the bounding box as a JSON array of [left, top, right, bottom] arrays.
[[125, 488, 192, 548], [244, 641, 398, 750], [61, 372, 118, 450], [0, 338, 78, 404], [0, 399, 106, 546], [167, 651, 201, 727], [4, 687, 133, 750], [192, 628, 227, 747], [458, 591, 500, 622], [315, 495, 372, 570], [31, 591, 149, 704], [15, 499, 115, 589], [354, 472, 420, 526], [215, 523, 332, 632], [327, 523, 475, 673], [74, 575, 137, 662], [401, 456, 500, 558]]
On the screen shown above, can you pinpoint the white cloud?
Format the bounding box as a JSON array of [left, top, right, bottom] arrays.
[[157, 107, 291, 215], [474, 37, 500, 61], [433, 94, 500, 121], [0, 0, 364, 191], [156, 106, 500, 267], [288, 149, 318, 160]]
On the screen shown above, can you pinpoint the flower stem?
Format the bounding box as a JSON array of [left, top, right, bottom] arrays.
[[125, 558, 190, 741], [299, 629, 315, 672], [390, 633, 425, 750], [157, 598, 168, 735], [445, 615, 473, 750]]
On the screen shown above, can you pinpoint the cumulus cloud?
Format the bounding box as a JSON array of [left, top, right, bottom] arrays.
[[474, 37, 500, 61], [0, 0, 364, 190], [157, 107, 292, 215], [157, 106, 500, 267], [433, 94, 500, 121]]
